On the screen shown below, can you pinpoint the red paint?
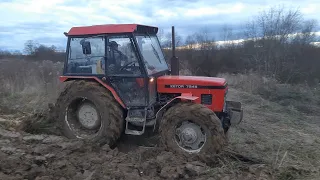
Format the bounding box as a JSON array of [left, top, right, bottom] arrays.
[[59, 75, 227, 112], [155, 94, 198, 119], [59, 76, 68, 82], [59, 76, 125, 108], [179, 93, 198, 101], [67, 24, 157, 36], [157, 75, 227, 112], [158, 75, 226, 86]]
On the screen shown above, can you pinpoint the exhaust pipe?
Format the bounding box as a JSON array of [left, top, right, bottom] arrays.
[[170, 26, 179, 75]]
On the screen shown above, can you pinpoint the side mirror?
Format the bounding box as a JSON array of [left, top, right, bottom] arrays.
[[80, 40, 91, 54]]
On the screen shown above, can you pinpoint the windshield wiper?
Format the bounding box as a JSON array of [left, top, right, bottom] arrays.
[[147, 33, 162, 64], [151, 44, 162, 64]]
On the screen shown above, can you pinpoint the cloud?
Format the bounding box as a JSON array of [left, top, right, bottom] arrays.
[[0, 0, 319, 51]]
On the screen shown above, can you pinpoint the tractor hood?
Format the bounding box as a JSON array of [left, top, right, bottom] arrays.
[[157, 75, 227, 91]]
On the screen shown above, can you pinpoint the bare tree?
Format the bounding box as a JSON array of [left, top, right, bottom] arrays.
[[220, 24, 236, 48], [242, 5, 318, 82], [157, 28, 165, 46], [24, 40, 39, 55], [185, 34, 196, 49], [194, 28, 215, 51], [220, 24, 233, 41], [292, 19, 318, 45], [178, 5, 320, 84], [182, 28, 218, 76], [164, 31, 183, 48]]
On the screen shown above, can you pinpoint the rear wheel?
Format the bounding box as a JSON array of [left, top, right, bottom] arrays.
[[55, 80, 124, 146], [159, 102, 227, 156]]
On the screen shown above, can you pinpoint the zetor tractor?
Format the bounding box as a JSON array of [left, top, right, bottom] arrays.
[[55, 24, 243, 155]]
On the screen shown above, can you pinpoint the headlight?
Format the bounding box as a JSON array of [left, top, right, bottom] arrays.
[[149, 77, 155, 83]]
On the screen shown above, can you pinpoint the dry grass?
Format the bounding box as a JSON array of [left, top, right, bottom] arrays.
[[219, 73, 320, 179], [219, 73, 320, 116], [0, 59, 194, 111], [0, 59, 64, 112]]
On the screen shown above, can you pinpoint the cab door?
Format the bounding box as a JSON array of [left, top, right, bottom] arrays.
[[106, 35, 148, 107]]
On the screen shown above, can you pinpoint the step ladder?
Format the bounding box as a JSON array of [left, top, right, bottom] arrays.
[[125, 108, 147, 135]]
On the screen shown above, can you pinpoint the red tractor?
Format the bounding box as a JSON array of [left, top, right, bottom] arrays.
[[55, 24, 243, 155]]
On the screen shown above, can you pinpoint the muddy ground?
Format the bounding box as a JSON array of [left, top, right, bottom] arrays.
[[1, 88, 320, 180], [0, 127, 273, 180]]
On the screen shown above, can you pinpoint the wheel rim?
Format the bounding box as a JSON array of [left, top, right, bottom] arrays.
[[77, 102, 100, 129], [65, 98, 102, 139], [174, 121, 206, 153]]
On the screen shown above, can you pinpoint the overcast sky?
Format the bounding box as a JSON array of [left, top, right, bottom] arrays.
[[0, 0, 319, 51]]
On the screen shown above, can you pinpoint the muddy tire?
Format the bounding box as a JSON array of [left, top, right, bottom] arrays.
[[159, 102, 227, 156], [54, 80, 124, 146]]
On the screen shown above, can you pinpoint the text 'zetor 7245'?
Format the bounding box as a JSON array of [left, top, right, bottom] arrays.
[[54, 24, 243, 155]]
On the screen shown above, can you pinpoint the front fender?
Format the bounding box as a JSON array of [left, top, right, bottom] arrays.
[[176, 93, 199, 101], [157, 93, 198, 117], [153, 93, 198, 131]]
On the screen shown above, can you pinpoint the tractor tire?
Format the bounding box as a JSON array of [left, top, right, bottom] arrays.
[[54, 80, 124, 146], [159, 102, 227, 156]]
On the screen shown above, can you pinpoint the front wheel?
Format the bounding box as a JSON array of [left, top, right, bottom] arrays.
[[159, 102, 227, 156]]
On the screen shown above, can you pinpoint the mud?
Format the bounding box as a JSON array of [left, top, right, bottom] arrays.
[[0, 107, 274, 180], [0, 127, 275, 180]]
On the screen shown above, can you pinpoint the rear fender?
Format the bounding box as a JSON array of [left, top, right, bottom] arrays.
[[153, 93, 198, 131], [59, 76, 126, 108]]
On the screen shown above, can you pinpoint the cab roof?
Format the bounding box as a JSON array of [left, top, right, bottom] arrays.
[[67, 24, 158, 36]]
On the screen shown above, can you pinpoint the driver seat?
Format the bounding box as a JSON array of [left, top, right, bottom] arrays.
[[96, 58, 105, 74]]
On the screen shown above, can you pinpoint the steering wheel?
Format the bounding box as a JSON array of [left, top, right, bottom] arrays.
[[119, 60, 138, 71], [83, 56, 103, 66]]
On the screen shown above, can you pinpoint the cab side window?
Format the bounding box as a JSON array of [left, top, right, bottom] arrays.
[[67, 37, 105, 74], [106, 36, 141, 76]]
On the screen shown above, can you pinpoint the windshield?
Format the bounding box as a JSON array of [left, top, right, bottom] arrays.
[[135, 35, 168, 75]]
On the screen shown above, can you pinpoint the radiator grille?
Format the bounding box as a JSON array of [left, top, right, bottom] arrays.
[[201, 94, 212, 105]]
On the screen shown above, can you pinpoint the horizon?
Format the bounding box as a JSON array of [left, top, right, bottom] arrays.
[[1, 0, 320, 52]]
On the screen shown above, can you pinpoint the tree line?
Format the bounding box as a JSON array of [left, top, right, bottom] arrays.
[[0, 40, 65, 62], [1, 6, 319, 85], [163, 6, 320, 85]]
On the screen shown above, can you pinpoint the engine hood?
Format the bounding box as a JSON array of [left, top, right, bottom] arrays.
[[157, 75, 227, 89]]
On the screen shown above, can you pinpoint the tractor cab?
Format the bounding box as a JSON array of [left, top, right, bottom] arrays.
[[63, 24, 169, 108]]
